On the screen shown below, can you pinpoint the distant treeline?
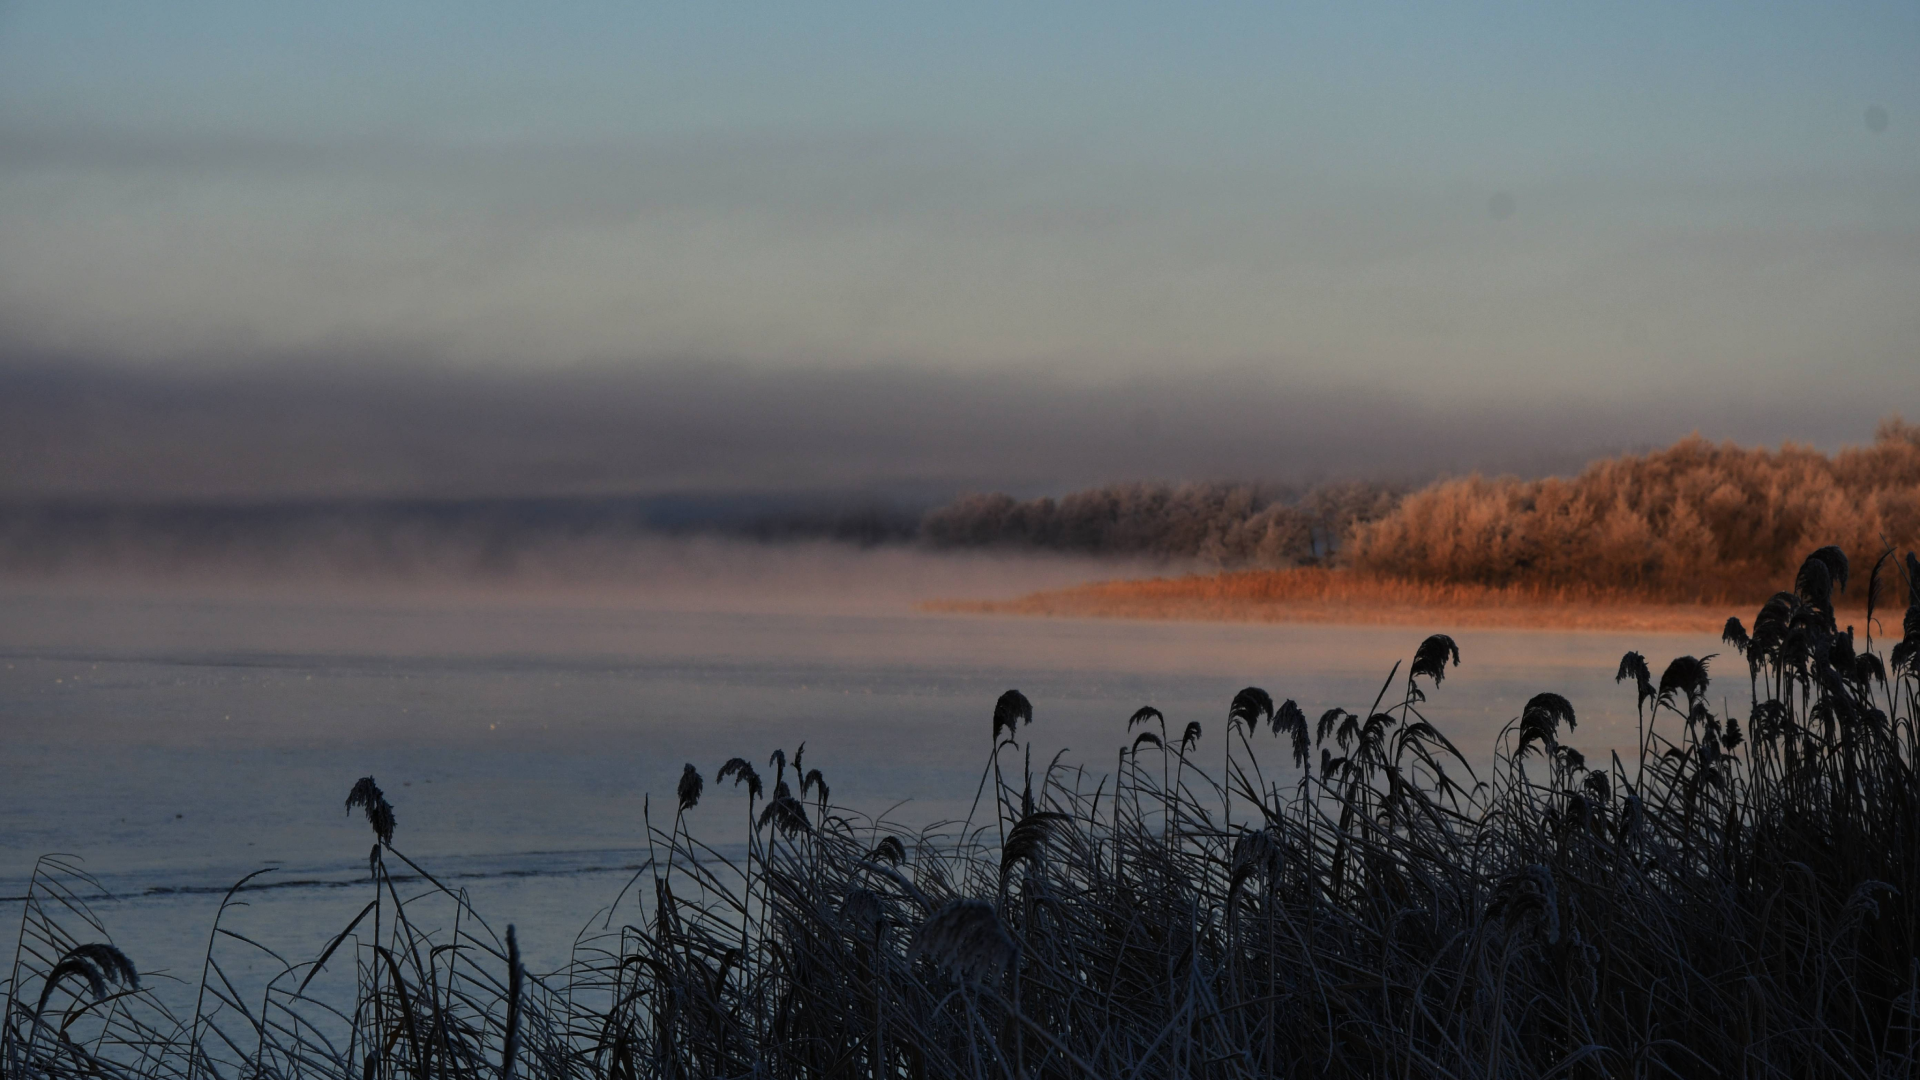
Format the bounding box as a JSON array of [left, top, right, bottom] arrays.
[[919, 481, 1405, 566], [0, 494, 925, 578], [916, 418, 1920, 600], [1350, 417, 1920, 602], [0, 483, 1406, 576], [8, 421, 1915, 592]]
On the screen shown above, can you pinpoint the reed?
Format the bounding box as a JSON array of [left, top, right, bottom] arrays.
[[5, 546, 1918, 1078], [927, 566, 1755, 631]]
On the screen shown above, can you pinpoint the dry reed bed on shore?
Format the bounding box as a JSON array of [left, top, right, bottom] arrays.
[[5, 546, 1919, 1078], [924, 567, 1753, 632]]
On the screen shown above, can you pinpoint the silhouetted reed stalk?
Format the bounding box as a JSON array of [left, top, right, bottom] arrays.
[[5, 545, 1920, 1077]]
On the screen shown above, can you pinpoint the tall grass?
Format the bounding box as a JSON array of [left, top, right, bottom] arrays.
[[6, 546, 1919, 1078]]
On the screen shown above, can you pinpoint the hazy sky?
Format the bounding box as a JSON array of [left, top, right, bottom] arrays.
[[1, 2, 1916, 495]]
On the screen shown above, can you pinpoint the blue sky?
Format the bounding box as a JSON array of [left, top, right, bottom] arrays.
[[1, 2, 1915, 415]]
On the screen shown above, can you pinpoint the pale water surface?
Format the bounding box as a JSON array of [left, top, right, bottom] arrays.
[[0, 554, 1724, 1009]]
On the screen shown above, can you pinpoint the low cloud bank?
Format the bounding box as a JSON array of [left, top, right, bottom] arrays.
[[1, 352, 1896, 502]]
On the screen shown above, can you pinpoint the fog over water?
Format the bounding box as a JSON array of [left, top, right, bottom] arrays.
[[0, 544, 1725, 1008]]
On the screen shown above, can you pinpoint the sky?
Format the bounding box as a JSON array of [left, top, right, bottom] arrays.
[[1, 2, 1916, 498]]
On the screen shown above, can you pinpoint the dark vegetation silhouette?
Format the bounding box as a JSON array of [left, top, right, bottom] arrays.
[[920, 480, 1403, 567], [0, 483, 1394, 578], [0, 494, 928, 578], [5, 545, 1920, 1077]]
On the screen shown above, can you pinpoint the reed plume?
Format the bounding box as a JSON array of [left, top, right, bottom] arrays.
[[344, 775, 395, 846]]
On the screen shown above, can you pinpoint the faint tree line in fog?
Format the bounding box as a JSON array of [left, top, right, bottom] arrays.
[[918, 480, 1404, 567], [917, 418, 1920, 600], [6, 420, 1914, 591], [1350, 416, 1920, 601]]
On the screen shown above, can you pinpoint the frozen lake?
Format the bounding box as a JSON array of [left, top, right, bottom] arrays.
[[0, 552, 1724, 1006]]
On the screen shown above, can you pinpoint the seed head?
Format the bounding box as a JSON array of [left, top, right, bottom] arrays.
[[1411, 634, 1461, 685], [993, 690, 1034, 741], [345, 777, 396, 847], [717, 757, 764, 800], [677, 764, 703, 812]]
